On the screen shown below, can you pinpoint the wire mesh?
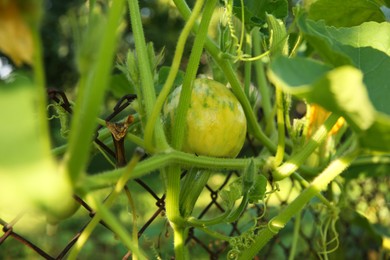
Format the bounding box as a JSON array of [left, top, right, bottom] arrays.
[[1, 91, 389, 259]]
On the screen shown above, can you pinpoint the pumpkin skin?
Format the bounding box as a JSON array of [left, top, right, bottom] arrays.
[[163, 78, 247, 158]]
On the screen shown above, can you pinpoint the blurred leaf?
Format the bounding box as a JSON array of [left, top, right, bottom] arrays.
[[109, 73, 136, 98], [156, 66, 185, 94], [232, 0, 288, 28], [298, 18, 390, 115], [74, 13, 106, 73], [0, 73, 74, 220], [358, 113, 390, 151], [13, 0, 43, 25], [124, 49, 139, 85], [344, 154, 390, 179], [340, 208, 383, 244], [248, 174, 267, 203], [0, 74, 42, 166], [242, 159, 256, 194], [241, 159, 267, 203], [268, 56, 333, 86], [147, 42, 164, 75], [373, 223, 390, 238], [299, 18, 390, 56], [308, 0, 385, 27], [0, 1, 34, 66], [220, 178, 243, 209], [341, 46, 390, 115], [372, 0, 390, 7]]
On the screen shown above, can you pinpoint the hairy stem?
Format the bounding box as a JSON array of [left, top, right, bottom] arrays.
[[127, 0, 168, 152], [288, 210, 301, 260], [81, 151, 264, 191], [65, 0, 125, 185], [171, 0, 217, 150], [143, 0, 205, 153], [274, 87, 285, 166], [252, 29, 275, 133], [165, 0, 217, 258]]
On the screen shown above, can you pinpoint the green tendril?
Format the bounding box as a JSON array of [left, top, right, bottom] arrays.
[[228, 224, 263, 260], [316, 204, 340, 259], [47, 103, 70, 138]]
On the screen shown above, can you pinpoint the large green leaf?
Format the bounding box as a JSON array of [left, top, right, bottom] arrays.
[[269, 57, 390, 151], [376, 0, 390, 7], [232, 0, 288, 28], [156, 66, 185, 94], [109, 73, 136, 99], [340, 208, 383, 244], [308, 0, 385, 27], [359, 113, 390, 151], [298, 18, 390, 115], [267, 56, 333, 87], [299, 19, 390, 56], [345, 154, 390, 179]]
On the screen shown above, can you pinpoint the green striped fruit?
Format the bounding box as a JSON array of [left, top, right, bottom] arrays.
[[163, 78, 247, 157]]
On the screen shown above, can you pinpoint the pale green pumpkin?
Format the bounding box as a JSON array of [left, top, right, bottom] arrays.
[[163, 78, 247, 158]]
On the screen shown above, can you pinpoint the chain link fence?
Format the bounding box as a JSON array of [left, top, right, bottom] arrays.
[[1, 91, 389, 259]]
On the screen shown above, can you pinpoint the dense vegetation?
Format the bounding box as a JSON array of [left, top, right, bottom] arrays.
[[1, 0, 390, 259]]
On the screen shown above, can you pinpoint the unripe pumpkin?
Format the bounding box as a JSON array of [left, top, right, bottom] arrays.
[[163, 78, 247, 157]]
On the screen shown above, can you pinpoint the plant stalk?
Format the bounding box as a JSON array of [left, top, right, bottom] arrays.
[[65, 0, 125, 185], [81, 151, 265, 191], [143, 0, 205, 153], [273, 113, 340, 180], [31, 26, 51, 157], [252, 29, 275, 133], [165, 0, 217, 258], [68, 148, 144, 259], [274, 87, 285, 166], [238, 147, 359, 259], [127, 0, 168, 152]]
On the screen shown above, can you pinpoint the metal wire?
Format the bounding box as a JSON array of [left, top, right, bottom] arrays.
[[1, 91, 388, 259]]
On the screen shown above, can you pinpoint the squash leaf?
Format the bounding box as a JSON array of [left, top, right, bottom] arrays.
[[269, 56, 390, 152], [298, 18, 390, 115], [248, 174, 267, 204], [307, 0, 385, 27], [232, 0, 288, 28], [109, 73, 136, 99]]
